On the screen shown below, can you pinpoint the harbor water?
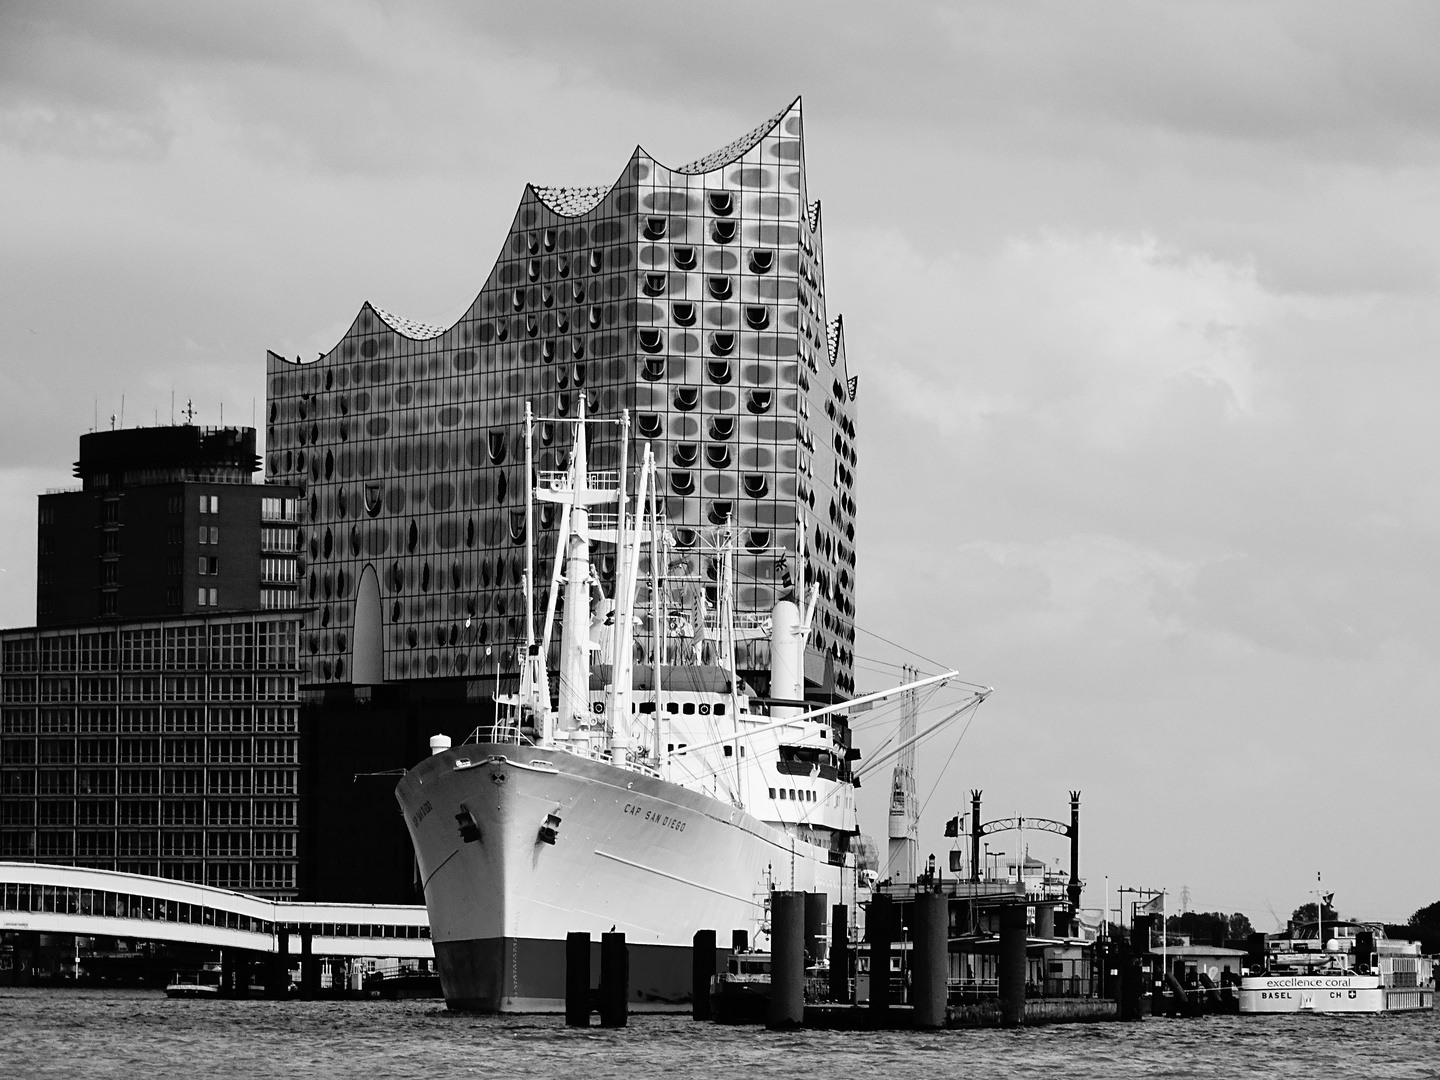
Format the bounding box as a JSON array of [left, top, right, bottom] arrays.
[[1, 989, 1436, 1079]]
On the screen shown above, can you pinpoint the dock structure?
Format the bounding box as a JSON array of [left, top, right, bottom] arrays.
[[0, 860, 431, 993]]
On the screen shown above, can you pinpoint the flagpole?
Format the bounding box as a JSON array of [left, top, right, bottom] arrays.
[[1162, 890, 1167, 980]]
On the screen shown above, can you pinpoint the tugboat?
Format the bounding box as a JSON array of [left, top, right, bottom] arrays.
[[1239, 917, 1434, 1014]]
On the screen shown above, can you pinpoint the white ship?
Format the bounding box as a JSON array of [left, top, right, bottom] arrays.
[[1239, 918, 1434, 1014], [394, 406, 981, 1011]]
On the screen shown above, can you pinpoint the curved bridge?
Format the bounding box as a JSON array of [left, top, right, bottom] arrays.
[[0, 861, 431, 959]]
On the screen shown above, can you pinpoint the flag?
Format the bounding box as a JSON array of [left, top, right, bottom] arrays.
[[1323, 892, 1334, 908], [1141, 893, 1165, 915], [943, 816, 960, 838]]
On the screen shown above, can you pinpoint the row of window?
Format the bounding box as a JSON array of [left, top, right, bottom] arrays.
[[0, 883, 427, 939], [0, 737, 298, 764], [1, 706, 299, 735], [0, 768, 299, 796], [0, 831, 295, 858], [1, 622, 299, 673], [769, 787, 818, 802], [0, 798, 297, 828], [1, 676, 299, 704]]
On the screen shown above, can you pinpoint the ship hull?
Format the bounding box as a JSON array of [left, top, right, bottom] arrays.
[[1238, 975, 1432, 1013], [396, 743, 856, 1013]]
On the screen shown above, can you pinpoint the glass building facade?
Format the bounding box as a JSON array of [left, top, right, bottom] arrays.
[[265, 98, 860, 696]]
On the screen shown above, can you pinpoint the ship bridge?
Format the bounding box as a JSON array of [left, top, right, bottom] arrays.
[[0, 861, 431, 959]]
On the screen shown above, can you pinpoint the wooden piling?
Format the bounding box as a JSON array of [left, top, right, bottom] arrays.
[[599, 931, 628, 1027], [565, 932, 591, 1026], [912, 891, 948, 1028], [829, 904, 849, 1003], [998, 903, 1027, 1027], [768, 891, 805, 1029], [692, 929, 716, 1021]]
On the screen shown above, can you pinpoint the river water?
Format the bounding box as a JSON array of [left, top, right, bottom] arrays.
[[2, 990, 1436, 1079]]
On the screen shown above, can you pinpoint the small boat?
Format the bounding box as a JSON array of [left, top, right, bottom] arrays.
[[164, 971, 219, 999], [709, 951, 773, 1023], [1239, 918, 1434, 1014]]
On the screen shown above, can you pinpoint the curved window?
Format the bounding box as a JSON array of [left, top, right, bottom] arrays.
[[745, 306, 770, 330], [527, 233, 540, 255], [512, 288, 526, 311], [708, 191, 734, 216], [672, 302, 696, 327], [572, 282, 586, 303], [557, 255, 570, 279], [541, 285, 554, 308], [543, 228, 557, 252], [709, 416, 735, 440], [743, 474, 770, 498], [708, 501, 733, 524], [643, 216, 667, 240], [639, 327, 664, 354], [525, 315, 538, 337], [674, 528, 698, 548], [571, 363, 586, 387], [571, 338, 585, 360], [407, 521, 419, 553], [707, 276, 732, 300], [710, 332, 735, 356], [748, 250, 774, 274], [508, 511, 526, 543], [539, 422, 555, 446], [706, 359, 732, 385], [641, 356, 667, 381], [365, 484, 382, 517], [420, 563, 431, 592], [670, 471, 695, 496], [673, 246, 697, 270], [705, 444, 732, 468], [643, 273, 667, 297], [494, 320, 508, 342], [637, 413, 663, 438], [674, 386, 700, 411], [588, 305, 602, 329], [541, 340, 555, 362], [556, 392, 571, 416], [747, 390, 773, 414], [466, 517, 476, 546], [527, 259, 540, 282], [589, 250, 604, 273], [712, 220, 737, 244], [672, 443, 698, 467], [488, 431, 508, 464], [746, 529, 771, 552]]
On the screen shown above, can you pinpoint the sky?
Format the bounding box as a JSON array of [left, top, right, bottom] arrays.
[[3, 0, 1438, 928]]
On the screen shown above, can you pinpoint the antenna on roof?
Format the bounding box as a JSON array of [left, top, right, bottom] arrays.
[[182, 400, 196, 424]]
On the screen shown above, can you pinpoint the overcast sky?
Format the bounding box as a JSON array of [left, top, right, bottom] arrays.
[[4, 1, 1438, 927]]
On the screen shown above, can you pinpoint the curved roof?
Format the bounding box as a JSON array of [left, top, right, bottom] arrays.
[[372, 305, 446, 341], [532, 184, 611, 218], [675, 97, 798, 174]]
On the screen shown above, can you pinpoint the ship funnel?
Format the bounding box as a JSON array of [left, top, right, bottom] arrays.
[[770, 599, 803, 719], [429, 734, 452, 756]]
